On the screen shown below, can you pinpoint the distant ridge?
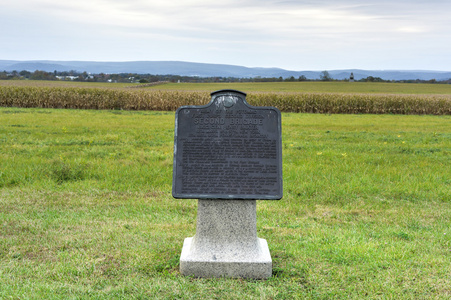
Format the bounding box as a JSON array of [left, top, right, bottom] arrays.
[[1, 60, 450, 81]]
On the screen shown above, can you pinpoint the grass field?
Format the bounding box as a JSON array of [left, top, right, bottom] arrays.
[[152, 81, 451, 95], [1, 107, 450, 298]]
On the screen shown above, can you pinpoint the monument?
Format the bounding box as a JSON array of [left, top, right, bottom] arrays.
[[173, 89, 282, 279]]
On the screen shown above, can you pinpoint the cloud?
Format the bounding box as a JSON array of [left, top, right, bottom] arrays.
[[1, 0, 450, 70], [2, 1, 445, 40], [396, 27, 428, 33]]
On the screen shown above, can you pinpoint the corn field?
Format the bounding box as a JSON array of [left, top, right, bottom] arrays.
[[247, 92, 451, 115], [0, 86, 450, 115]]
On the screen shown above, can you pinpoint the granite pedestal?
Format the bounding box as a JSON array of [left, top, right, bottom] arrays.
[[180, 199, 272, 279]]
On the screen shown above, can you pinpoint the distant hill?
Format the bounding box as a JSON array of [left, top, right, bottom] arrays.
[[1, 60, 450, 81]]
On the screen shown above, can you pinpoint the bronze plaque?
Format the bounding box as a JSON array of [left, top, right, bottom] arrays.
[[172, 90, 282, 200]]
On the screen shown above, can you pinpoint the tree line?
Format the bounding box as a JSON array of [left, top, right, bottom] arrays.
[[1, 69, 449, 84]]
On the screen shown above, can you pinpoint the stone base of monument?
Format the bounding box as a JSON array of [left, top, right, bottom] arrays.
[[180, 199, 272, 279]]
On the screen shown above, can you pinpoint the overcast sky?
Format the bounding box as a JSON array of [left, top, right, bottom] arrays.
[[1, 0, 450, 71]]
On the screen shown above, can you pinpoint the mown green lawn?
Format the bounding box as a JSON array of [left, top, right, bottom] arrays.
[[150, 81, 451, 94], [0, 107, 450, 299]]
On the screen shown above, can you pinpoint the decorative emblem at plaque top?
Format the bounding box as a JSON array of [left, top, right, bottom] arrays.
[[223, 96, 236, 108], [211, 90, 245, 109]]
